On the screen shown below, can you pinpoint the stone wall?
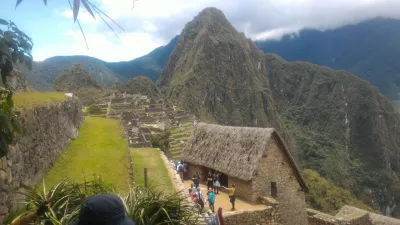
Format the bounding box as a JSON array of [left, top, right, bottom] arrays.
[[223, 207, 281, 225], [251, 137, 308, 225], [307, 208, 372, 225], [0, 96, 83, 223]]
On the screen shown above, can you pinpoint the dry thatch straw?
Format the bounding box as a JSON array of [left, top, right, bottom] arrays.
[[182, 123, 307, 190]]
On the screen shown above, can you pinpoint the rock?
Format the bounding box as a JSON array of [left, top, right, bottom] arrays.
[[0, 205, 8, 214], [0, 171, 5, 182], [1, 159, 6, 171], [6, 168, 12, 184]]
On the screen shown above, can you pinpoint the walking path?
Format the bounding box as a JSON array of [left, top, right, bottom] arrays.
[[183, 181, 266, 212]]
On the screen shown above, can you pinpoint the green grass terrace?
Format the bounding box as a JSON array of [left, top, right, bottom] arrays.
[[130, 148, 173, 191], [43, 117, 131, 193], [13, 92, 67, 109]]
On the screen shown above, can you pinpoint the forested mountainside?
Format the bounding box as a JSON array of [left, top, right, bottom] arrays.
[[17, 56, 120, 91], [105, 36, 180, 82], [113, 76, 160, 98], [158, 7, 400, 216], [20, 37, 179, 91], [255, 18, 400, 101]]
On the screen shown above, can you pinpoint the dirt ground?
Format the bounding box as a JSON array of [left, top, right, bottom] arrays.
[[183, 181, 266, 212]]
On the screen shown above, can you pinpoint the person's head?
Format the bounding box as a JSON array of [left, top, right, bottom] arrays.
[[189, 188, 192, 193], [70, 194, 135, 225], [194, 193, 198, 198], [208, 171, 212, 175], [197, 187, 201, 192], [208, 188, 213, 193]]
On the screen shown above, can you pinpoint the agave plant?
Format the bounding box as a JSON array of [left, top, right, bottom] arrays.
[[121, 186, 198, 225]]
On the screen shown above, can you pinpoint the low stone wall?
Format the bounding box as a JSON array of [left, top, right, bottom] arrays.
[[307, 208, 372, 225], [223, 207, 281, 225], [0, 96, 83, 223]]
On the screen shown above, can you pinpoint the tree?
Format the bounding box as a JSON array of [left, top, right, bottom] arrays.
[[150, 131, 171, 152], [88, 104, 102, 115], [0, 19, 32, 157]]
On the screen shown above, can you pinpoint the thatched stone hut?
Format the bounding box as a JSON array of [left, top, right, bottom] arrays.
[[182, 123, 308, 225]]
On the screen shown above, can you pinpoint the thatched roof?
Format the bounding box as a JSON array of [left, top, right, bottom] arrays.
[[336, 205, 400, 225], [181, 123, 307, 190]]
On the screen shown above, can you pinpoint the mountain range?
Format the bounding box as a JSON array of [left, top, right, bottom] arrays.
[[158, 7, 400, 216], [255, 18, 400, 101]]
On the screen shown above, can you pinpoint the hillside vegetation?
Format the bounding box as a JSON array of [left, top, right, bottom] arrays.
[[17, 56, 120, 91], [113, 76, 160, 97], [255, 18, 400, 101], [44, 117, 131, 193], [158, 7, 400, 215]]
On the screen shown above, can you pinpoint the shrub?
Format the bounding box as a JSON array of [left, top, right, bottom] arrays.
[[88, 104, 102, 115], [150, 130, 171, 152]]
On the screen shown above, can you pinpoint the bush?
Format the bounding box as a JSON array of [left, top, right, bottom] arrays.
[[88, 104, 102, 115], [150, 131, 171, 152]]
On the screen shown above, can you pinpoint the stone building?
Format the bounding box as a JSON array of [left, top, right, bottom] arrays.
[[181, 123, 308, 225]]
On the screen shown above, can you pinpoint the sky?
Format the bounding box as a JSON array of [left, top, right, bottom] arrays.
[[1, 0, 399, 62]]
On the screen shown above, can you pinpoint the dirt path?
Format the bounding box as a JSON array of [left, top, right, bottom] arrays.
[[183, 181, 265, 212]]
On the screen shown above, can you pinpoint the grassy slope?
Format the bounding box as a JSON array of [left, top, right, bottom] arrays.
[[13, 92, 67, 109], [44, 117, 130, 193], [130, 148, 173, 191]]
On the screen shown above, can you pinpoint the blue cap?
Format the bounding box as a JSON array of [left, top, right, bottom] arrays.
[[70, 194, 135, 225]]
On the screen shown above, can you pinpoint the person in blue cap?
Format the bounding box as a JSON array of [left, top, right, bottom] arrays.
[[70, 194, 135, 225]]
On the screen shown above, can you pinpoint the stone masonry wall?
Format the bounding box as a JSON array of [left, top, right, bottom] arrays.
[[0, 96, 83, 223], [307, 208, 372, 225], [251, 137, 308, 225], [223, 207, 281, 225]]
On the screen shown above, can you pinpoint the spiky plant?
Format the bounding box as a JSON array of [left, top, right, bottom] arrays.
[[121, 186, 198, 225]]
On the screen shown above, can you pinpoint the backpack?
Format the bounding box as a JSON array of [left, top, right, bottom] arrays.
[[184, 163, 189, 170], [198, 196, 204, 205], [177, 164, 183, 172]]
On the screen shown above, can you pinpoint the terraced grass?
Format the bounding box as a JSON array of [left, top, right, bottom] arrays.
[[130, 148, 173, 191], [14, 92, 67, 109], [44, 117, 131, 193]]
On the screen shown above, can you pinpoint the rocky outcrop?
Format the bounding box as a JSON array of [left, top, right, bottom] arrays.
[[0, 96, 83, 223], [5, 69, 27, 92]]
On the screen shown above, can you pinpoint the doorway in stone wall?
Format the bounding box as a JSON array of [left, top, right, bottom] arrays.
[[271, 182, 277, 198], [219, 173, 228, 187]]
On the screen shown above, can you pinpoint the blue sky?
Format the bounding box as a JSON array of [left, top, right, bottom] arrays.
[[1, 0, 399, 62]]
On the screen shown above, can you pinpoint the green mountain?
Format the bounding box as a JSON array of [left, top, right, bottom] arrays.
[[105, 36, 180, 82], [113, 76, 160, 98], [158, 7, 400, 216], [21, 37, 179, 91], [53, 64, 105, 106], [255, 18, 400, 101], [18, 56, 121, 91]]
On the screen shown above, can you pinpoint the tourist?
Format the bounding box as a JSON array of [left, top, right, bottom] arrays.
[[194, 172, 201, 188], [207, 171, 214, 190], [222, 184, 236, 211], [192, 175, 199, 188], [189, 188, 195, 200], [196, 189, 205, 213], [70, 194, 136, 225], [192, 193, 202, 215], [213, 172, 220, 194], [206, 188, 215, 213]]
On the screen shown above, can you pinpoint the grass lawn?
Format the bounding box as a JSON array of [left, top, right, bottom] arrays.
[[130, 148, 173, 191], [44, 117, 131, 193], [13, 92, 67, 109]]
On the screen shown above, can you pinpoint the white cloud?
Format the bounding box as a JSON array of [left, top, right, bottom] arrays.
[[36, 0, 400, 61]]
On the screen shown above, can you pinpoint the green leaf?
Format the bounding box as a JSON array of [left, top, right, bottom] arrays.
[[0, 19, 8, 26], [81, 0, 95, 19], [73, 0, 80, 22], [15, 0, 24, 8]]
